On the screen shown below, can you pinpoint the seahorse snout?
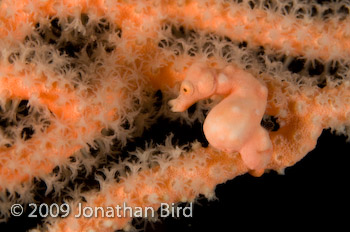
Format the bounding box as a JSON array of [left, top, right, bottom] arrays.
[[168, 99, 182, 112]]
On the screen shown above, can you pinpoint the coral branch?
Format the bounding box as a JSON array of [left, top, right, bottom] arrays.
[[48, 145, 247, 232]]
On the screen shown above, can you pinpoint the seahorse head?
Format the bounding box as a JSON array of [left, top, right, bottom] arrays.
[[169, 63, 216, 112]]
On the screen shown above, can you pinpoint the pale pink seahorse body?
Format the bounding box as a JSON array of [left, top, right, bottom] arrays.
[[169, 64, 272, 176]]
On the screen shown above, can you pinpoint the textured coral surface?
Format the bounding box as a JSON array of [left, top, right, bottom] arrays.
[[0, 0, 349, 231]]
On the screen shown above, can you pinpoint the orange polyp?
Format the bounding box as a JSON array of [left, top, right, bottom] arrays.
[[0, 69, 80, 121], [0, 64, 108, 188], [157, 1, 349, 60]]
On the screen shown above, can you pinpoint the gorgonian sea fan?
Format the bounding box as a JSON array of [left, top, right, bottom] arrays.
[[0, 0, 349, 231]]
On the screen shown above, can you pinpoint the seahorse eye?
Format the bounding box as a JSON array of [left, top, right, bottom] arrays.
[[181, 81, 193, 95]]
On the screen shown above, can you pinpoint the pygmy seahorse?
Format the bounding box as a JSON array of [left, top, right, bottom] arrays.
[[169, 63, 273, 176]]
